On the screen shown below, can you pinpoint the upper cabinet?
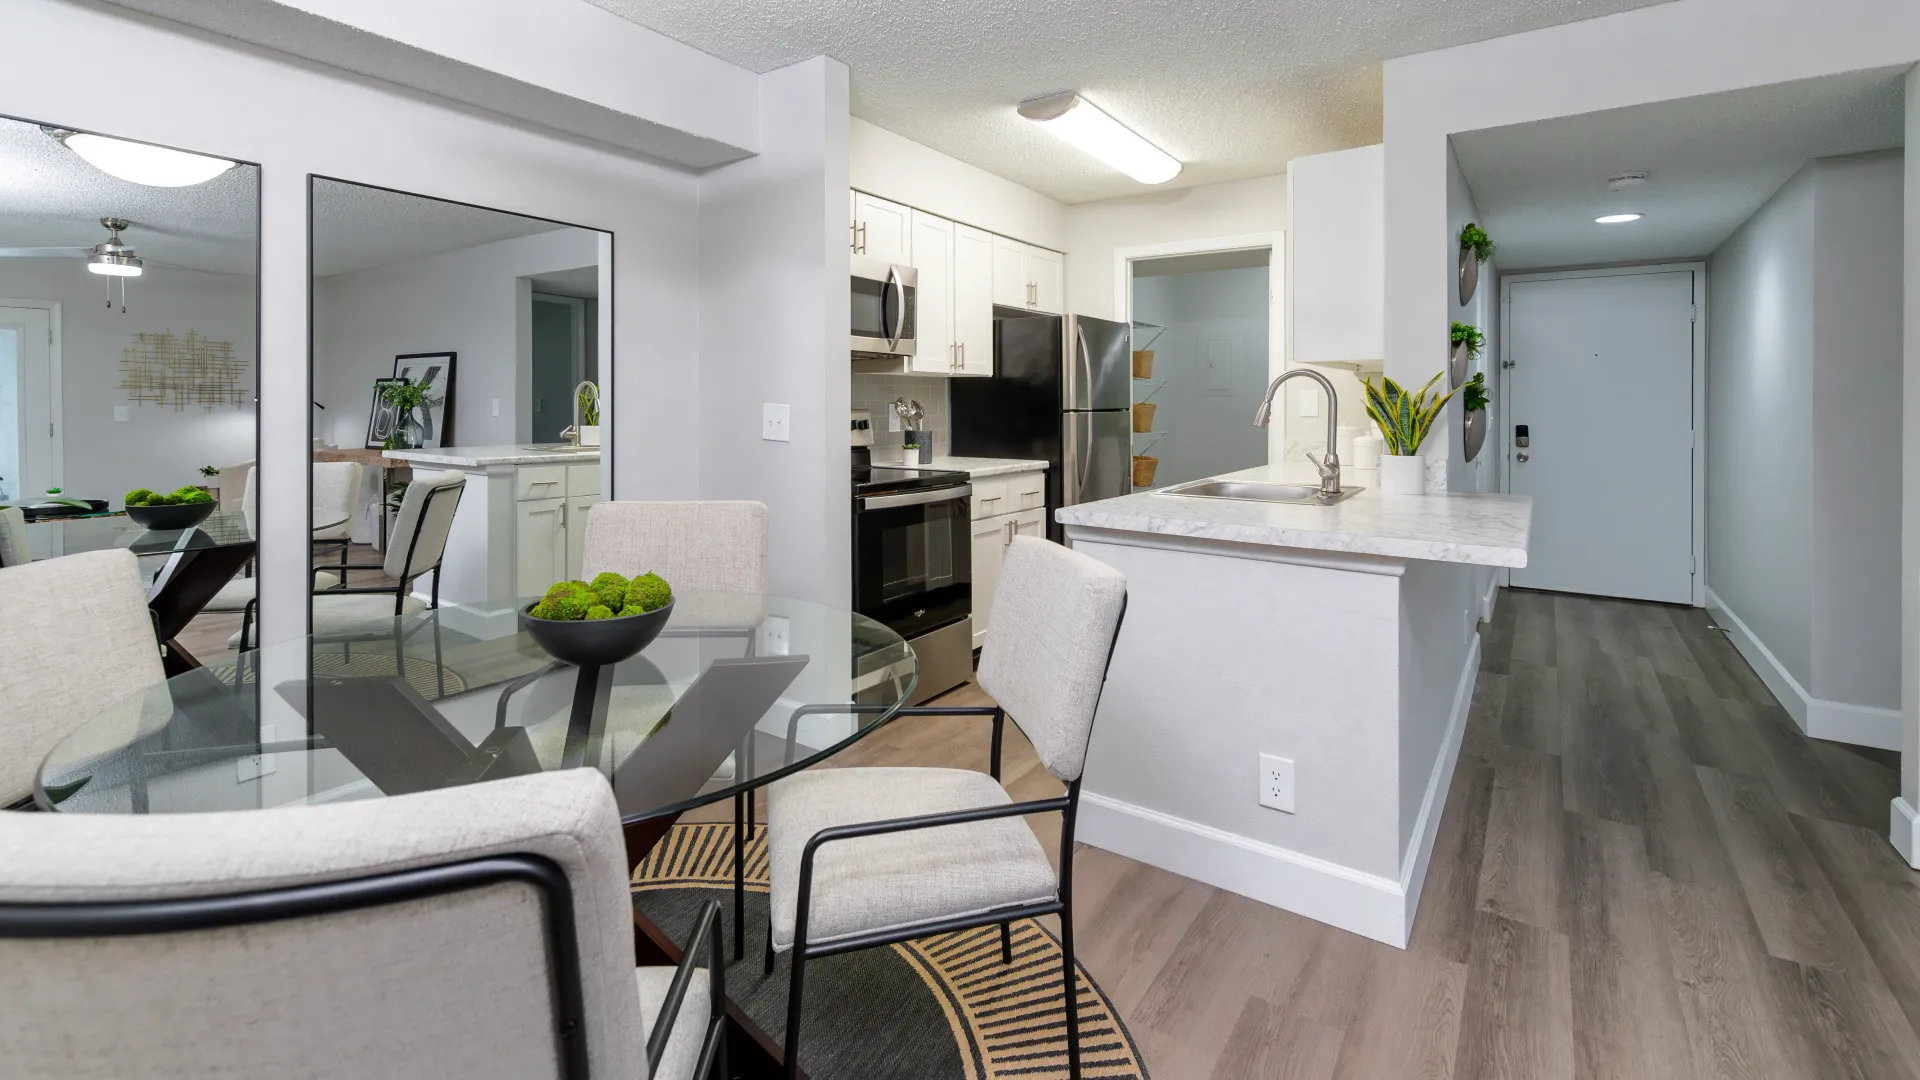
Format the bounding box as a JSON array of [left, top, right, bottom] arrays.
[[852, 191, 912, 264], [1288, 144, 1384, 365], [851, 189, 1065, 375]]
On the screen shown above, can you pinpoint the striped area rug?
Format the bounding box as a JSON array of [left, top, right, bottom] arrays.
[[633, 822, 1150, 1080]]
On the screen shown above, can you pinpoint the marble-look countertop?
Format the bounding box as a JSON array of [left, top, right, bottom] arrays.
[[886, 455, 1049, 478], [1056, 463, 1531, 567], [385, 444, 602, 468]]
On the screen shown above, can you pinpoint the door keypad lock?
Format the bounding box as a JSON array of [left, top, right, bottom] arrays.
[[1515, 424, 1530, 464]]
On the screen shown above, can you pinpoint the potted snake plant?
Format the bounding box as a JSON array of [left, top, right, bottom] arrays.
[[1363, 372, 1464, 495]]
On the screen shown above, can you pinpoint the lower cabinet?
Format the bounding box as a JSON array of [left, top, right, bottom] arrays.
[[969, 505, 1046, 649], [513, 464, 602, 596]]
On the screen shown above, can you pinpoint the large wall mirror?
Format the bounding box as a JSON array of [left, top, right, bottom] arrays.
[[0, 113, 259, 674], [307, 177, 609, 645]]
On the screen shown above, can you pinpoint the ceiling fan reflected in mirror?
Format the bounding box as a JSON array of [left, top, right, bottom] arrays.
[[0, 218, 169, 313]]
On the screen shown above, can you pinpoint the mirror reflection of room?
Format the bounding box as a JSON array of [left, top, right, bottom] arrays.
[[0, 113, 259, 673], [307, 178, 609, 635]]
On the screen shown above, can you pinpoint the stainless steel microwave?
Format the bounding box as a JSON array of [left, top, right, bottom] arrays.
[[851, 253, 916, 359]]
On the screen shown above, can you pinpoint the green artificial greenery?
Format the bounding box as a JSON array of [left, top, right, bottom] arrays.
[[1451, 321, 1486, 359], [125, 486, 213, 508], [577, 385, 601, 426], [198, 465, 221, 478], [1462, 372, 1489, 413], [379, 376, 443, 415], [1459, 223, 1496, 263], [528, 571, 673, 621], [1363, 373, 1463, 457]]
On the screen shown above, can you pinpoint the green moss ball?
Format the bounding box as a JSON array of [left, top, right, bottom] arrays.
[[542, 593, 587, 620], [626, 572, 672, 613], [618, 604, 642, 617], [583, 604, 615, 621], [125, 488, 155, 506]]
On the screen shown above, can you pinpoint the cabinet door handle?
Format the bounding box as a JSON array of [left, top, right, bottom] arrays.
[[851, 220, 859, 252], [958, 341, 965, 370], [1004, 520, 1014, 545]]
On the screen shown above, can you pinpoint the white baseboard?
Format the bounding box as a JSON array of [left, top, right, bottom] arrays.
[[1894, 798, 1920, 868], [1400, 632, 1481, 931], [1479, 574, 1499, 624], [1077, 635, 1482, 950], [1704, 589, 1901, 752]]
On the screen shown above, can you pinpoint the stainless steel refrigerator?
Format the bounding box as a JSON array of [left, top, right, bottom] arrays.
[[950, 310, 1134, 543]]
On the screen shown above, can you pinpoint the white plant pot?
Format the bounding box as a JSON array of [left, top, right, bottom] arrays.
[[1380, 454, 1424, 495], [578, 425, 601, 447]]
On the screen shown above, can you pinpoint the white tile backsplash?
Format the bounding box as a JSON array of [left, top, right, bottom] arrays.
[[852, 374, 951, 455]]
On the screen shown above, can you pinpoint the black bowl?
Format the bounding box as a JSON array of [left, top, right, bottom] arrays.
[[124, 502, 216, 531], [520, 599, 674, 667]]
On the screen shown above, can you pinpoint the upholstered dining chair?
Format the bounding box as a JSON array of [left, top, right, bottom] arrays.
[[0, 549, 167, 809], [0, 768, 728, 1079], [763, 537, 1127, 1080], [0, 505, 29, 567], [309, 460, 365, 567]]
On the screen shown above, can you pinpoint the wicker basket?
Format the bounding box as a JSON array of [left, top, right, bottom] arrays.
[[1132, 402, 1157, 433], [1132, 455, 1159, 487], [1132, 350, 1155, 378]]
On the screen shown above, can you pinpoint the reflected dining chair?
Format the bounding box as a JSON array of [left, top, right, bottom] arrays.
[[763, 537, 1127, 1079], [0, 769, 728, 1079], [0, 549, 166, 810], [309, 460, 365, 568], [0, 506, 29, 567]]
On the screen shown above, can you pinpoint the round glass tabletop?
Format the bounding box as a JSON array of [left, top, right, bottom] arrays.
[[35, 589, 919, 823]]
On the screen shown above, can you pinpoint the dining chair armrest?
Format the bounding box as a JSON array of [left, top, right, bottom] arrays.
[[315, 585, 406, 596], [647, 897, 727, 1078], [798, 794, 1070, 884], [782, 703, 1004, 772]]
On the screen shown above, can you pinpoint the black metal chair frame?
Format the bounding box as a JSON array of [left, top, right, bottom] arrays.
[[766, 597, 1127, 1080], [0, 854, 729, 1080]]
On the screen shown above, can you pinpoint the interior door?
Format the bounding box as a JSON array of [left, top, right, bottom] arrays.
[[0, 306, 54, 504], [1507, 271, 1695, 602], [909, 211, 953, 374], [530, 294, 583, 443]]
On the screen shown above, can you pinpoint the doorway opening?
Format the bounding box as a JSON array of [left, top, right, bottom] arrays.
[[527, 266, 599, 444]]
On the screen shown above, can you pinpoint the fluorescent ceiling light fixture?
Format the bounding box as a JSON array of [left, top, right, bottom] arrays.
[[1595, 213, 1644, 224], [47, 128, 235, 187], [1018, 93, 1181, 185]]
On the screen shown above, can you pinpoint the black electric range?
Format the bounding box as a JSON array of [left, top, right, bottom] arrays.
[[850, 451, 974, 703], [852, 462, 970, 498]]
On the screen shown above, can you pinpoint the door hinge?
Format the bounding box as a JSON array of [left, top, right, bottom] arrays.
[[49, 422, 54, 437], [1691, 555, 1697, 574]]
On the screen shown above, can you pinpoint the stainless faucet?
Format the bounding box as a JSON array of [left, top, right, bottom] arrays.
[[1253, 368, 1343, 497]]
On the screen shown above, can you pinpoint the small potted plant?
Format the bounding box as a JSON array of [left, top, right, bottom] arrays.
[[378, 377, 443, 450], [1363, 373, 1463, 495], [1459, 223, 1496, 304], [1460, 372, 1489, 463], [1450, 321, 1485, 388], [197, 464, 220, 497], [575, 384, 602, 447]]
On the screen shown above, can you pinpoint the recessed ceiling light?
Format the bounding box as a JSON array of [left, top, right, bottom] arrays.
[[1595, 213, 1644, 224], [1017, 92, 1181, 185], [44, 127, 235, 187]]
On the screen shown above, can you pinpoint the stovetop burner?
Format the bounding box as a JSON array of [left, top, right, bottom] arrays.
[[853, 462, 969, 498]]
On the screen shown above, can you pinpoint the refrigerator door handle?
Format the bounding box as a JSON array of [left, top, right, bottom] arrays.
[[1073, 322, 1092, 411]]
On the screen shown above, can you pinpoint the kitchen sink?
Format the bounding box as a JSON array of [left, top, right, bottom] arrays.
[[519, 445, 600, 453], [1156, 479, 1364, 505]]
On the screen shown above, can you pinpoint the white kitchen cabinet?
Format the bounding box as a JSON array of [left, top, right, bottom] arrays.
[[852, 191, 912, 264], [970, 515, 1006, 649], [953, 224, 995, 376], [964, 467, 1048, 649], [566, 495, 595, 581], [1026, 247, 1064, 314], [910, 211, 954, 374], [1011, 507, 1045, 540], [991, 234, 1028, 308], [515, 497, 566, 597], [1288, 144, 1384, 364]]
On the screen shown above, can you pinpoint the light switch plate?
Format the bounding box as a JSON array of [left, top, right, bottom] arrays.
[[491, 398, 500, 417], [1258, 753, 1295, 813], [113, 405, 130, 423], [762, 403, 791, 442]]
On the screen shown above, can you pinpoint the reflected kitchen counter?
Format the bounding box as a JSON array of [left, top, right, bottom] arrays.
[[385, 443, 601, 468]]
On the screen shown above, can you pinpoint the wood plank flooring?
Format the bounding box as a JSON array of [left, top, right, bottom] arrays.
[[714, 588, 1920, 1078]]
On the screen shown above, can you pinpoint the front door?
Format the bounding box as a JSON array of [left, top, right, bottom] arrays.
[[0, 305, 56, 505], [1507, 271, 1695, 603]]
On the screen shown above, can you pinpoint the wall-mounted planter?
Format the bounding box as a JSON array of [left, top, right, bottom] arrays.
[[1458, 246, 1479, 306], [1462, 408, 1487, 463], [1449, 341, 1471, 388]]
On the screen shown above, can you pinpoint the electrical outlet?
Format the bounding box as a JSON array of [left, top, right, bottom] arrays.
[[1258, 753, 1295, 813], [756, 614, 791, 656], [491, 398, 500, 417], [762, 403, 791, 442], [887, 410, 902, 433], [237, 725, 278, 782]]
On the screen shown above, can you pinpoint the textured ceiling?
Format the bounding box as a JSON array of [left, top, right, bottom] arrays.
[[1134, 248, 1270, 277], [0, 113, 259, 275], [582, 0, 1680, 203], [1452, 67, 1909, 271], [310, 180, 571, 277]]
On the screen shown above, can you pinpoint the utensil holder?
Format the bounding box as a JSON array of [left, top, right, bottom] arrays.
[[1132, 402, 1157, 433]]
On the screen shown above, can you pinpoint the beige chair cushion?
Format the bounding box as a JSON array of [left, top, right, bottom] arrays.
[[313, 592, 430, 632], [311, 461, 364, 541], [765, 766, 1057, 951], [636, 966, 710, 1080], [976, 537, 1128, 783], [524, 683, 676, 771], [0, 506, 29, 567], [205, 571, 339, 612], [582, 501, 768, 591], [0, 549, 164, 805], [385, 471, 466, 581]]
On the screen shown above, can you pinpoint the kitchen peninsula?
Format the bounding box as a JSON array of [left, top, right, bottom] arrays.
[[385, 444, 602, 623], [1057, 462, 1531, 947]]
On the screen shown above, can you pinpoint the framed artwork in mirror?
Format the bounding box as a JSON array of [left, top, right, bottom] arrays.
[[392, 351, 456, 449], [365, 378, 406, 449]]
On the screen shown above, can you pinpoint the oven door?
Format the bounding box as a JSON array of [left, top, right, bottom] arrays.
[[851, 255, 916, 357], [853, 484, 970, 640]]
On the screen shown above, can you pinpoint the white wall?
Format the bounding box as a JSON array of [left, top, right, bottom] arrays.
[[1904, 66, 1920, 839], [1065, 173, 1289, 321], [1130, 267, 1271, 486], [1707, 166, 1816, 688], [699, 57, 852, 606], [1446, 144, 1498, 497], [313, 227, 600, 450], [0, 259, 256, 504], [4, 0, 710, 645], [850, 118, 1066, 251], [1810, 150, 1904, 711]]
